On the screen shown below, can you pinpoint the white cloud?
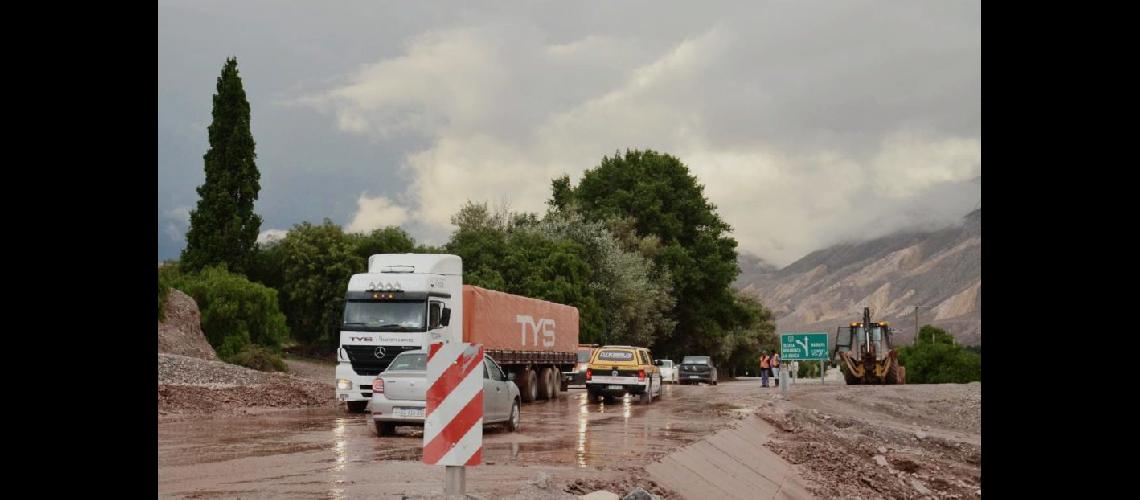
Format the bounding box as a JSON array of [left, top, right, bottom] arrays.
[[346, 193, 410, 234], [163, 206, 191, 242], [301, 5, 979, 266], [257, 229, 289, 244]]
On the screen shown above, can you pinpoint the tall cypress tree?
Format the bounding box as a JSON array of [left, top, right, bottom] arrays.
[[181, 57, 262, 275]]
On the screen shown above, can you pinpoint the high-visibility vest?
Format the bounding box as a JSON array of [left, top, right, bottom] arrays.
[[760, 356, 770, 368]]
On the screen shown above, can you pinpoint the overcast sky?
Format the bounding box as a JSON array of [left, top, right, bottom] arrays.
[[158, 0, 980, 267]]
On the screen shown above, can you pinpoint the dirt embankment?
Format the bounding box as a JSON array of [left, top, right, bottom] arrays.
[[158, 289, 336, 416], [756, 383, 982, 499]]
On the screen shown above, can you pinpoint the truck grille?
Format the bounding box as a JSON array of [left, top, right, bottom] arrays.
[[343, 345, 421, 376]]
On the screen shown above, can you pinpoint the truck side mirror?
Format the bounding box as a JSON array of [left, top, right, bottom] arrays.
[[441, 307, 451, 327]]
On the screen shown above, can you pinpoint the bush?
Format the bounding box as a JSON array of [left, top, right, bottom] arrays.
[[797, 360, 823, 378], [172, 265, 290, 359], [158, 261, 182, 320], [898, 334, 981, 384], [226, 344, 287, 372]]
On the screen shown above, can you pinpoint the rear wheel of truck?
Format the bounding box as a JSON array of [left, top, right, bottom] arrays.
[[375, 421, 395, 436], [519, 368, 539, 403], [545, 367, 558, 400], [544, 369, 558, 400], [346, 401, 368, 413], [536, 367, 553, 401]]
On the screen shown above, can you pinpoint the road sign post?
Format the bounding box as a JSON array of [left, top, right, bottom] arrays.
[[780, 332, 829, 387], [425, 341, 485, 497]]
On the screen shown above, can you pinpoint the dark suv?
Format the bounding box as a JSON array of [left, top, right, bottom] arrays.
[[678, 356, 718, 385]]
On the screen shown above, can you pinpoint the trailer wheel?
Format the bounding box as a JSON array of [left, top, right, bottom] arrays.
[[536, 367, 553, 401], [519, 368, 539, 402], [544, 369, 558, 400]]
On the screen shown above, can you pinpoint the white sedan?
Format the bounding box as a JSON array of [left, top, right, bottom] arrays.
[[369, 350, 521, 436]]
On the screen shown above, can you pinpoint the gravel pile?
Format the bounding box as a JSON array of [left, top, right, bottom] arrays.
[[159, 353, 278, 386], [158, 353, 335, 414], [158, 289, 218, 361]]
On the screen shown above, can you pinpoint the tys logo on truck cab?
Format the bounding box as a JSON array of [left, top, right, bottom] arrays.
[[516, 315, 555, 347]]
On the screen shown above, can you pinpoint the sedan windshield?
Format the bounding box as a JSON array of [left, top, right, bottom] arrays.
[[343, 300, 426, 331]]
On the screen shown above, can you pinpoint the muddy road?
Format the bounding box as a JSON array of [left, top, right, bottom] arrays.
[[158, 380, 980, 499]]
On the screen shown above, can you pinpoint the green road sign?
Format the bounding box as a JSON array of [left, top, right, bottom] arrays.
[[780, 332, 829, 360]]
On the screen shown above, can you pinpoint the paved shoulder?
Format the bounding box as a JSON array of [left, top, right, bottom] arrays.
[[646, 416, 813, 499]]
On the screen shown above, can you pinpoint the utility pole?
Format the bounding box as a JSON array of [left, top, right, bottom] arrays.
[[912, 306, 930, 345], [914, 306, 919, 344]]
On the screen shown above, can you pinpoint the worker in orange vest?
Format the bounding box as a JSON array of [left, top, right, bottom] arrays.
[[759, 352, 771, 387]]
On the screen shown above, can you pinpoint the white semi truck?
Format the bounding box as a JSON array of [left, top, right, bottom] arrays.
[[335, 254, 579, 412]]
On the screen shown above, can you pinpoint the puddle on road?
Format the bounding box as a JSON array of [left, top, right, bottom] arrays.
[[159, 386, 717, 472]]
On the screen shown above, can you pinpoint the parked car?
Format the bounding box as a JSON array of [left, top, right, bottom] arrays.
[[677, 355, 718, 385], [565, 344, 598, 387], [369, 349, 521, 436], [584, 345, 663, 404], [656, 359, 678, 383]]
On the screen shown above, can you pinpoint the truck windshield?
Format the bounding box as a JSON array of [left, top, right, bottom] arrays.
[[343, 300, 426, 331], [682, 356, 710, 365]]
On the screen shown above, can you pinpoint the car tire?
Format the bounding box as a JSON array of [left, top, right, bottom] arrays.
[[375, 421, 395, 436], [346, 401, 368, 413], [586, 386, 600, 402], [506, 400, 521, 432], [520, 368, 539, 403]]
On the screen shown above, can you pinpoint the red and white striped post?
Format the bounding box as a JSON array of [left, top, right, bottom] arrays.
[[424, 341, 484, 496]]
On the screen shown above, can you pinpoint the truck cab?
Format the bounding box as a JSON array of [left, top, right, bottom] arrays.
[[335, 254, 462, 412]]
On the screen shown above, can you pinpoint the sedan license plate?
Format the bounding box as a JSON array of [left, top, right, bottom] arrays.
[[607, 385, 623, 390], [690, 375, 700, 379], [395, 407, 424, 418]]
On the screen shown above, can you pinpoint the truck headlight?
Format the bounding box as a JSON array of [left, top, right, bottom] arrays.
[[337, 379, 352, 390]]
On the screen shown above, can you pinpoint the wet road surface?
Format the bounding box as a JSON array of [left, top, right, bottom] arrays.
[[158, 383, 754, 498]]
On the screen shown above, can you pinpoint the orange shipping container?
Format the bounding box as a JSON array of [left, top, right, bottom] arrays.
[[462, 285, 579, 353]]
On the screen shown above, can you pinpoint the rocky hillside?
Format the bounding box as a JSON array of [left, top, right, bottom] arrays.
[[737, 210, 980, 345]]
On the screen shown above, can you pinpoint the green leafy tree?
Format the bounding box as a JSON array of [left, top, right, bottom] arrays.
[[556, 149, 751, 361], [171, 265, 289, 359], [522, 208, 675, 347], [915, 324, 956, 345], [719, 290, 778, 375], [349, 226, 416, 262], [182, 57, 263, 275], [277, 220, 364, 346], [247, 239, 286, 292], [898, 325, 981, 383]]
